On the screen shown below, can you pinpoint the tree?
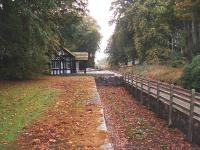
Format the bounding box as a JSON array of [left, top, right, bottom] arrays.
[[181, 55, 200, 91], [176, 0, 200, 62], [0, 0, 99, 79], [108, 0, 173, 65], [107, 0, 200, 66], [60, 15, 101, 67], [106, 16, 135, 66]]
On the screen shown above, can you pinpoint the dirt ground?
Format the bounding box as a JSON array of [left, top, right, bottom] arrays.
[[2, 76, 199, 150], [16, 77, 108, 150], [98, 86, 198, 150]]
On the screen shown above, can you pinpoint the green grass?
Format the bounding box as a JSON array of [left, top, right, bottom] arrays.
[[0, 80, 59, 145]]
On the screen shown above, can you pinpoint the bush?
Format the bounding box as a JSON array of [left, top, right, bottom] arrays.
[[181, 55, 200, 92], [171, 59, 186, 68], [170, 51, 186, 68]]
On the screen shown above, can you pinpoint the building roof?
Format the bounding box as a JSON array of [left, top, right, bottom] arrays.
[[62, 47, 75, 57], [73, 52, 89, 61], [59, 47, 89, 61]]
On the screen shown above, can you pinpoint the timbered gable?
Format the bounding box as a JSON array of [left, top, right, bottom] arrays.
[[50, 47, 89, 75], [51, 48, 76, 75]]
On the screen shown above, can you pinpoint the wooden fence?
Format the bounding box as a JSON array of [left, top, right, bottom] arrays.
[[123, 73, 200, 142]]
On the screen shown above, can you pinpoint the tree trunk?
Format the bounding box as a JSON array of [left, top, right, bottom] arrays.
[[192, 20, 196, 47], [132, 48, 136, 65], [187, 22, 193, 63], [198, 23, 200, 50]]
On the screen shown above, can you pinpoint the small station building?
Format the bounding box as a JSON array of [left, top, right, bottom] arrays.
[[50, 47, 88, 75]]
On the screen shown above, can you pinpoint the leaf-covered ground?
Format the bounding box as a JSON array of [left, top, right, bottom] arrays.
[[0, 78, 59, 148], [98, 86, 195, 150], [1, 77, 108, 149]]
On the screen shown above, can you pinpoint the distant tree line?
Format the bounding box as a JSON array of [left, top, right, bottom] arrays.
[[106, 0, 200, 66], [0, 0, 101, 79]]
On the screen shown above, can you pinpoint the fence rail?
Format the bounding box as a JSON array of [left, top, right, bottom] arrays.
[[123, 73, 200, 142]]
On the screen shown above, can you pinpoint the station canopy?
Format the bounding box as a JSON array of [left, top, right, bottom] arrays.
[[73, 52, 89, 61]]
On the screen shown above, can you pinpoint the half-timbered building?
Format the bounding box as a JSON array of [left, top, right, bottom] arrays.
[[50, 47, 88, 75]]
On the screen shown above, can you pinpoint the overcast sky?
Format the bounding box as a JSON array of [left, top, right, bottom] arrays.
[[88, 0, 115, 63]]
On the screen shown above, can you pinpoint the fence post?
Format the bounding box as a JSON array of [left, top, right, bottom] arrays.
[[128, 73, 131, 91], [188, 89, 195, 142], [131, 74, 134, 95], [127, 73, 129, 90], [129, 73, 132, 93], [127, 73, 130, 91], [126, 73, 129, 89], [135, 75, 138, 98], [124, 73, 125, 87], [140, 78, 144, 104], [124, 73, 126, 88], [148, 80, 151, 109], [157, 81, 160, 114], [122, 72, 124, 86], [168, 84, 174, 127]]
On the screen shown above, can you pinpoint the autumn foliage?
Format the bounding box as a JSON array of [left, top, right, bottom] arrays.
[[0, 77, 108, 149], [98, 86, 192, 149]]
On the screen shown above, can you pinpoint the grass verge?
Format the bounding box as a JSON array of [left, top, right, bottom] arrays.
[[16, 76, 108, 149], [0, 78, 59, 147], [119, 65, 183, 85]]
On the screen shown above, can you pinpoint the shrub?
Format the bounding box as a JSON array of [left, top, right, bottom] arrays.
[[171, 59, 186, 68], [181, 55, 200, 92], [170, 51, 186, 68]]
